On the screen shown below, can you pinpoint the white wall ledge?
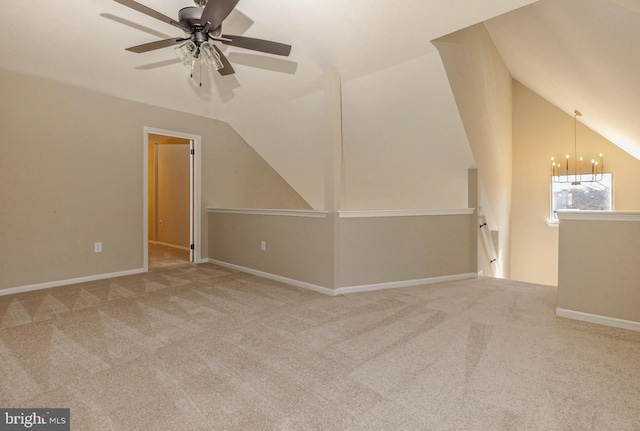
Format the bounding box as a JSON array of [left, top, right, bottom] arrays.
[[338, 209, 475, 218], [557, 210, 640, 222], [207, 208, 328, 218], [207, 208, 476, 219]]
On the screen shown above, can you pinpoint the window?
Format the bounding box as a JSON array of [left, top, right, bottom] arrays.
[[550, 173, 613, 221]]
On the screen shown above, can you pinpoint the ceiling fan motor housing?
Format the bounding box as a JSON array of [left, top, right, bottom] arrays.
[[178, 7, 205, 29]]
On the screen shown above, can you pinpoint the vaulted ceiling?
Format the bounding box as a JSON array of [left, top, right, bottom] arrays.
[[486, 0, 640, 160], [1, 0, 638, 159], [0, 0, 535, 122]]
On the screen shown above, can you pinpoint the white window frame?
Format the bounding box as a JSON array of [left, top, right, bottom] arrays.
[[549, 172, 613, 224]]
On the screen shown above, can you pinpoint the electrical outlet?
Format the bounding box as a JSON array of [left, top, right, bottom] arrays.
[[94, 242, 102, 253], [260, 240, 267, 251]]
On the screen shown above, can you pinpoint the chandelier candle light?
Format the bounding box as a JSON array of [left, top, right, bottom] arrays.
[[550, 110, 604, 185]]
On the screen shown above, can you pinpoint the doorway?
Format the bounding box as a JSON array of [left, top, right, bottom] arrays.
[[143, 127, 202, 270]]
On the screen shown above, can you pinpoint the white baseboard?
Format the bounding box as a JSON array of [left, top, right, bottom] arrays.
[[556, 308, 640, 332], [207, 259, 476, 297], [336, 273, 478, 295], [207, 259, 338, 296], [0, 268, 146, 297]]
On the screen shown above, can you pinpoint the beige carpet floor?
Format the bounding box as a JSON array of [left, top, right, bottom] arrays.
[[0, 262, 639, 430], [148, 242, 190, 269]]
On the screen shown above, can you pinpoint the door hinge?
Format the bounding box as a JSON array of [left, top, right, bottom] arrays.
[[190, 149, 195, 155], [190, 244, 195, 250]]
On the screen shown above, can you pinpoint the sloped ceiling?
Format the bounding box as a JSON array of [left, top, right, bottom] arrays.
[[4, 1, 636, 162], [486, 0, 640, 160], [0, 0, 535, 123]]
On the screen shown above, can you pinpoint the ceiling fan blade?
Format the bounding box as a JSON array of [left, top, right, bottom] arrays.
[[112, 0, 189, 32], [221, 35, 291, 56], [201, 0, 240, 32], [214, 45, 235, 76], [126, 38, 184, 53]]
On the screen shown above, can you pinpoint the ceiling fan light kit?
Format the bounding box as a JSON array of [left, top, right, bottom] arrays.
[[199, 42, 224, 71], [113, 0, 292, 83], [174, 40, 197, 65]]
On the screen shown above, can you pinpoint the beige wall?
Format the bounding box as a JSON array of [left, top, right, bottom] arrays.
[[511, 81, 640, 285], [208, 211, 334, 288], [339, 214, 477, 287], [207, 210, 477, 290], [557, 215, 640, 324], [434, 23, 514, 278], [0, 70, 309, 291]]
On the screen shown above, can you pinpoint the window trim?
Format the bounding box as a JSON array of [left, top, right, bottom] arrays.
[[548, 172, 614, 224]]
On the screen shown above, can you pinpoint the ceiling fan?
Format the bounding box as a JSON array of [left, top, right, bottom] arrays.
[[113, 0, 292, 77]]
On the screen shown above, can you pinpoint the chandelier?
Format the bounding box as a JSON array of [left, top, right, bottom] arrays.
[[550, 110, 604, 185]]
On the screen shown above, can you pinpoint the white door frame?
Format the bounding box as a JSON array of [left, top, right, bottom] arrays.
[[143, 127, 202, 270]]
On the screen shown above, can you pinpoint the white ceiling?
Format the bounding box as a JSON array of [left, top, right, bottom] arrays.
[[486, 0, 640, 160], [0, 0, 535, 123], [2, 0, 637, 160]]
